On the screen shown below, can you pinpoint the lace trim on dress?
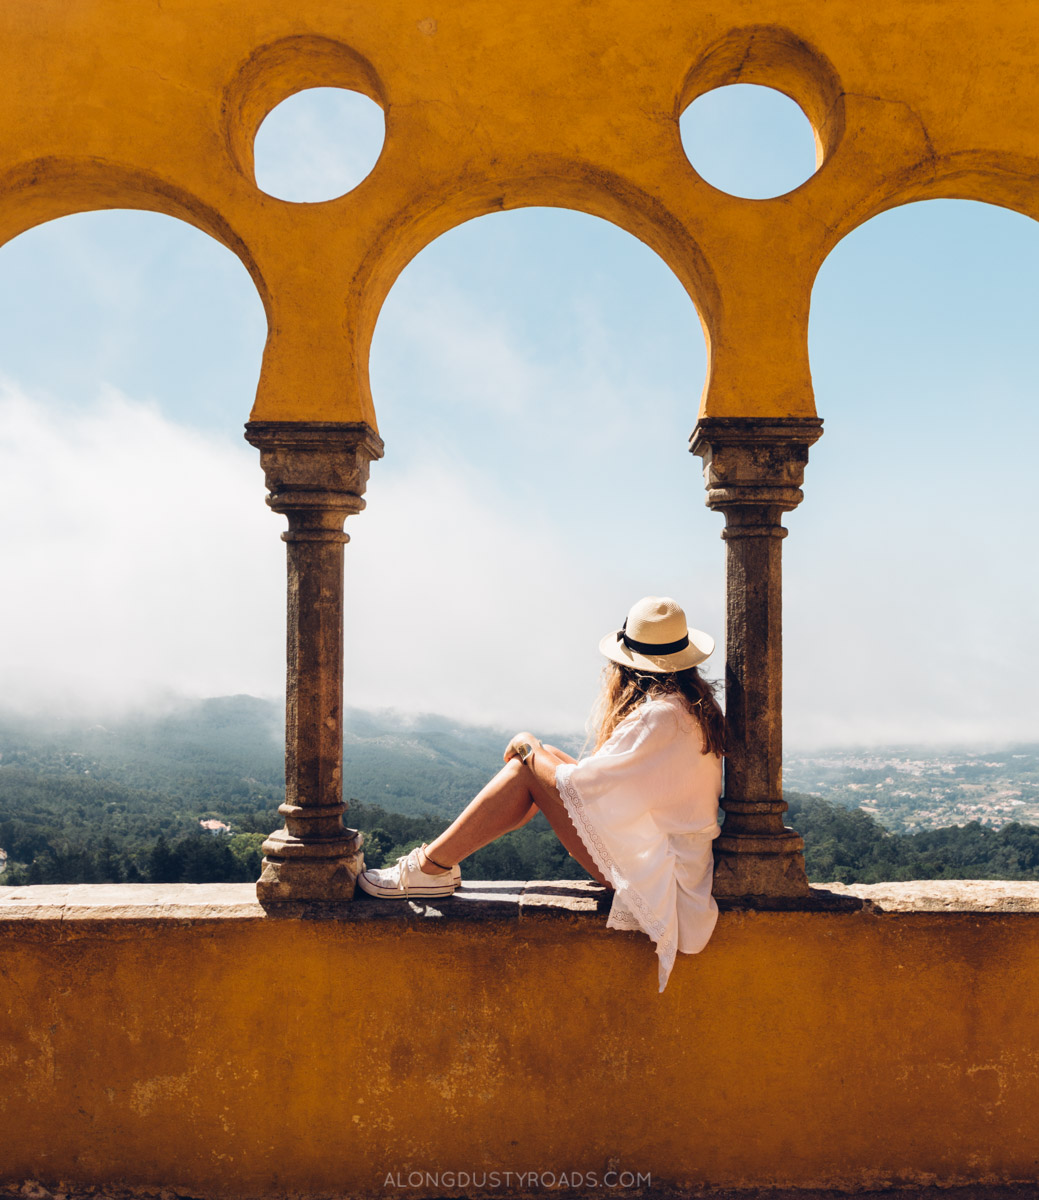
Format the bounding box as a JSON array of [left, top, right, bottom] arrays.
[[557, 764, 677, 977], [605, 893, 641, 930]]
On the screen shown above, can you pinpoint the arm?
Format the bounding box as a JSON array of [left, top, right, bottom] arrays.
[[505, 733, 576, 765]]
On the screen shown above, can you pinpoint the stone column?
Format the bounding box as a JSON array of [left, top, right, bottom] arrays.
[[244, 421, 384, 904], [689, 416, 823, 900]]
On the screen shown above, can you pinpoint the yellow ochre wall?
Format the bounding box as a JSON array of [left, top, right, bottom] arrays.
[[2, 0, 1038, 429], [3, 907, 1039, 1195]]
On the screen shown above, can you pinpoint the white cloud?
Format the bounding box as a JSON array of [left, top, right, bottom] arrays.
[[784, 540, 1039, 749], [342, 459, 616, 732], [0, 382, 724, 735], [0, 381, 285, 715], [6, 197, 1032, 752], [3, 370, 1029, 749]]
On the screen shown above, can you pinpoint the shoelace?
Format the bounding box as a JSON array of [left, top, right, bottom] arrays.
[[388, 848, 455, 897], [392, 851, 417, 898]]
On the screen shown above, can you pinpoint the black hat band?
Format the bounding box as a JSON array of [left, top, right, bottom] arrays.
[[620, 619, 689, 657]]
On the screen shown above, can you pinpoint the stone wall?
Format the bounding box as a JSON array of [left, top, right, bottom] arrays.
[[3, 880, 1039, 1197]]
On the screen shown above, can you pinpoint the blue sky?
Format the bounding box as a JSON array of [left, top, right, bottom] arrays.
[[0, 85, 1035, 746]]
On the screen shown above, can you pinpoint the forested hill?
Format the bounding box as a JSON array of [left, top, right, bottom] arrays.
[[0, 694, 285, 811], [0, 695, 583, 821], [2, 696, 1039, 887], [342, 707, 584, 818], [0, 696, 586, 884]]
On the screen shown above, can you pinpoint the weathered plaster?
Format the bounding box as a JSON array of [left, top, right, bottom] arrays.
[[2, 882, 1039, 1196], [2, 0, 1037, 427]]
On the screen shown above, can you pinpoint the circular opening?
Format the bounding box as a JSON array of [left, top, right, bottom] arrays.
[[680, 83, 817, 199], [253, 86, 385, 203]]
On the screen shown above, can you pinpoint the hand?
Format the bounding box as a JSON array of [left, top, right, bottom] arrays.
[[504, 731, 539, 763]]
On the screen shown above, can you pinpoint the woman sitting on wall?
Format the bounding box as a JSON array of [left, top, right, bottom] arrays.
[[357, 596, 726, 990]]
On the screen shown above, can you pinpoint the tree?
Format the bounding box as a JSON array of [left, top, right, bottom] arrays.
[[148, 834, 178, 883], [96, 837, 124, 883]]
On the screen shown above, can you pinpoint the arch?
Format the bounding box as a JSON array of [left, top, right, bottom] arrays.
[[0, 156, 272, 321], [796, 197, 1039, 747], [0, 206, 277, 709], [0, 207, 267, 426], [358, 205, 719, 725], [340, 161, 722, 434], [814, 148, 1039, 269]]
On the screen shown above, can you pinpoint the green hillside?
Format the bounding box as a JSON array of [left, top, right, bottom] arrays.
[[0, 696, 587, 884], [2, 697, 1039, 887]]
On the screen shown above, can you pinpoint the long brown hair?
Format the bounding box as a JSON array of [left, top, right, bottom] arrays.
[[589, 661, 726, 757]]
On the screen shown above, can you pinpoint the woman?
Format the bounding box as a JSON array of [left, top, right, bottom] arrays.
[[357, 596, 725, 991]]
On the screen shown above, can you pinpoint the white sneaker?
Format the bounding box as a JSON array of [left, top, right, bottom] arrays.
[[357, 846, 459, 899], [420, 843, 462, 888]]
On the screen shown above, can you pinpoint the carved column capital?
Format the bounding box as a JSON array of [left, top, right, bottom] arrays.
[[690, 417, 823, 528], [244, 421, 385, 539], [244, 421, 384, 906]]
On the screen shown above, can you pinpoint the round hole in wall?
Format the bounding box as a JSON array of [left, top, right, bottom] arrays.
[[253, 86, 385, 203], [679, 83, 818, 199]]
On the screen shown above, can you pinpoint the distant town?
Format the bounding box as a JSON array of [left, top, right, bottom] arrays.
[[785, 744, 1039, 833]]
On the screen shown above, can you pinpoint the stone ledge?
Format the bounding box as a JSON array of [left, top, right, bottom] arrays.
[[0, 879, 613, 924], [3, 878, 1039, 923], [820, 879, 1039, 911]]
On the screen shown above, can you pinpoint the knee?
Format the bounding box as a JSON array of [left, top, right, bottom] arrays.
[[502, 755, 538, 795], [503, 756, 530, 787]]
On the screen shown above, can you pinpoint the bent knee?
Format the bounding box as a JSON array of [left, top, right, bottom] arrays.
[[502, 756, 536, 793]]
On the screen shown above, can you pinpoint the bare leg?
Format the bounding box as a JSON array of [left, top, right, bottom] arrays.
[[521, 760, 612, 888], [425, 758, 611, 888], [423, 761, 539, 868]]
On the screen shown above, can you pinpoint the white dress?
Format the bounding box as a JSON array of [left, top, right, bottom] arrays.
[[555, 692, 723, 991]]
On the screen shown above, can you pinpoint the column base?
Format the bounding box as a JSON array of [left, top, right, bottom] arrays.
[[712, 829, 811, 899], [255, 827, 365, 903]]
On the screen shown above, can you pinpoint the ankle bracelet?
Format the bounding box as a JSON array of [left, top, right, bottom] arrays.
[[422, 847, 452, 872]]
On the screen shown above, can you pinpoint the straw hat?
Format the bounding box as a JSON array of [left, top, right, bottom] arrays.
[[599, 596, 714, 674]]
